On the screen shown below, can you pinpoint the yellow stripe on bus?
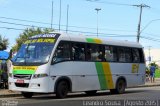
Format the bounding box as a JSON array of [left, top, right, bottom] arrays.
[[93, 38, 102, 44], [13, 66, 38, 70], [102, 62, 114, 89]]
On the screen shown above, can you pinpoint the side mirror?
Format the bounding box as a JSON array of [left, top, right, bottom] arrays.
[[9, 49, 13, 59], [52, 56, 57, 63]]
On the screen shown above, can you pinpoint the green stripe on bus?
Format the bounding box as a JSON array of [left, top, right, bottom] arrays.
[[95, 62, 107, 90], [13, 70, 35, 74], [86, 38, 95, 43]]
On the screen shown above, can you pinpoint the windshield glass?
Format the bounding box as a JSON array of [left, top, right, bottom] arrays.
[[13, 33, 60, 66], [13, 40, 54, 66]]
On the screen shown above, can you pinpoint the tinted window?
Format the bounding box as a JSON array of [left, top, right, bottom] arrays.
[[72, 43, 85, 61], [105, 46, 117, 62], [139, 49, 145, 63], [118, 48, 125, 62], [125, 48, 132, 62], [132, 48, 140, 63], [118, 47, 132, 62], [86, 44, 105, 61], [53, 41, 70, 63]]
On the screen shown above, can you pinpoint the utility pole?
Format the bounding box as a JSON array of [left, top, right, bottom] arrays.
[[95, 8, 101, 37], [148, 46, 151, 65], [51, 1, 54, 29], [59, 0, 62, 31], [66, 5, 69, 33], [133, 4, 150, 42]]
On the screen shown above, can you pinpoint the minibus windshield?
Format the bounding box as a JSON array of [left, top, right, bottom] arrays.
[[13, 40, 54, 66]]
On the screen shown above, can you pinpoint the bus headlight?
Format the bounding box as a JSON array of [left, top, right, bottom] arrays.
[[32, 73, 48, 79]]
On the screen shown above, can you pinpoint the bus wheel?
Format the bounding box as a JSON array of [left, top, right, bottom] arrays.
[[21, 92, 33, 98], [85, 90, 97, 96], [56, 81, 69, 98], [115, 79, 126, 94]]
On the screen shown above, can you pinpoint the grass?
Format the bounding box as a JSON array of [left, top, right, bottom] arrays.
[[155, 69, 160, 78]]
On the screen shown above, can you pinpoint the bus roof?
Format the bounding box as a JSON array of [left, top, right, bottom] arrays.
[[51, 32, 143, 48]]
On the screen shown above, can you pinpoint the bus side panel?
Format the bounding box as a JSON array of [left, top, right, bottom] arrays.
[[49, 62, 145, 92], [49, 61, 101, 92], [110, 63, 145, 87], [71, 62, 100, 91]]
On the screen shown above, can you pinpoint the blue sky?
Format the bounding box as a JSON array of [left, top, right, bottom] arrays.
[[0, 0, 160, 51]]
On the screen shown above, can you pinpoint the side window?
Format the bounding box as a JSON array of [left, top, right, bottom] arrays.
[[72, 43, 85, 61], [53, 41, 70, 63], [124, 48, 132, 62], [105, 46, 117, 62], [118, 47, 132, 62], [91, 45, 99, 61], [132, 48, 140, 63], [139, 49, 145, 63], [87, 44, 105, 61], [118, 48, 125, 62]]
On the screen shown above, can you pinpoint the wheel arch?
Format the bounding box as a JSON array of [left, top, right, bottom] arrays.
[[54, 76, 72, 92]]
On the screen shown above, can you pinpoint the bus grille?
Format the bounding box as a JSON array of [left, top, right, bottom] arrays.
[[15, 83, 29, 88], [14, 74, 32, 80]]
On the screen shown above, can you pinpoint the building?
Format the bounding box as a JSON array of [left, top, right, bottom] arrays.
[[144, 48, 160, 66]]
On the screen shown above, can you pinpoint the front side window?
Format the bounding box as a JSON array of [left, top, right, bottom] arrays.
[[53, 41, 70, 63]]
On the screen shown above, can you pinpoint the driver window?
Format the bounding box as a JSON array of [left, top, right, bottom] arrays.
[[53, 41, 70, 63]]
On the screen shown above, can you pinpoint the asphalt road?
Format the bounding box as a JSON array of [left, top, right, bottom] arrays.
[[1, 86, 160, 106]]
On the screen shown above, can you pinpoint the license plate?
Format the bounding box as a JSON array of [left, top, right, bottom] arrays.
[[16, 79, 24, 83]]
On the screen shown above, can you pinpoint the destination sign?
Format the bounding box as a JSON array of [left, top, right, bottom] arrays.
[[24, 38, 55, 44], [30, 33, 60, 39]]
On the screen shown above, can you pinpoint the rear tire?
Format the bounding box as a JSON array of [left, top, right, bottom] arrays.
[[116, 79, 126, 94], [85, 90, 97, 95], [21, 92, 33, 98], [110, 79, 126, 94], [56, 81, 69, 99]]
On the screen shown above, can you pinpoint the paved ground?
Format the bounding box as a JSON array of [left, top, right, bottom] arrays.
[[0, 78, 160, 98], [0, 86, 160, 106]]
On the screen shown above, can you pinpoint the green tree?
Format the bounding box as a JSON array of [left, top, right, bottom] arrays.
[[149, 62, 159, 69], [12, 27, 54, 52], [0, 35, 9, 50]]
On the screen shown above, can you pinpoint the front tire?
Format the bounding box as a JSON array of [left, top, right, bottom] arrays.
[[21, 92, 33, 98], [56, 81, 69, 99]]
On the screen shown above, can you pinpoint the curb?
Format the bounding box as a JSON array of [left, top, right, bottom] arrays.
[[137, 84, 160, 88], [128, 83, 160, 88], [0, 94, 21, 98]]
